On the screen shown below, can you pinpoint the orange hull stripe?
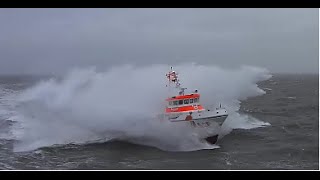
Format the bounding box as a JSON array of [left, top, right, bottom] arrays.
[[166, 105, 204, 113]]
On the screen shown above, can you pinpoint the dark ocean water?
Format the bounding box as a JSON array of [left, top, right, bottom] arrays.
[[0, 74, 318, 170]]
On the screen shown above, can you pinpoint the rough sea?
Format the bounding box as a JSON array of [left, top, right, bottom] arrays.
[[0, 64, 318, 170]]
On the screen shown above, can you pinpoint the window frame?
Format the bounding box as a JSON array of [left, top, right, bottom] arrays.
[[194, 98, 199, 103]]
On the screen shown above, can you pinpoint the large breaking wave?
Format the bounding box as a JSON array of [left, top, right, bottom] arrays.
[[4, 63, 271, 152]]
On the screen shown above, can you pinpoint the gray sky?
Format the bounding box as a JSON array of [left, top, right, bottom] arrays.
[[0, 8, 318, 75]]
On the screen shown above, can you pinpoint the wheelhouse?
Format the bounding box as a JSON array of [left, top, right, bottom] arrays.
[[165, 93, 205, 113], [167, 94, 200, 106]]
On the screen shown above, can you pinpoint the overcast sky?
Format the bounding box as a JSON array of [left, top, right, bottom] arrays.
[[0, 8, 318, 75]]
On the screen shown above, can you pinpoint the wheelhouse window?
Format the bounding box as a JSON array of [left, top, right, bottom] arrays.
[[169, 101, 173, 106], [189, 98, 194, 103], [173, 101, 178, 105], [194, 98, 199, 103], [178, 100, 183, 105], [184, 99, 189, 104]]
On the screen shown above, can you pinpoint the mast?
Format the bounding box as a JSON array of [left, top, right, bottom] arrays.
[[165, 67, 186, 96]]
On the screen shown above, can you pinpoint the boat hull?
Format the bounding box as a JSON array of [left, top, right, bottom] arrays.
[[158, 108, 228, 144], [167, 108, 228, 123], [187, 114, 228, 144]]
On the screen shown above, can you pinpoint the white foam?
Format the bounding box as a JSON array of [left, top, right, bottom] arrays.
[[5, 63, 272, 152], [263, 88, 272, 91]]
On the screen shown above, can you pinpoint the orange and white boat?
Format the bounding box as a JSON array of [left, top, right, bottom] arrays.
[[159, 67, 228, 144]]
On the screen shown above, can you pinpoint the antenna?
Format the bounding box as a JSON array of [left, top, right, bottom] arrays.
[[179, 87, 187, 95]]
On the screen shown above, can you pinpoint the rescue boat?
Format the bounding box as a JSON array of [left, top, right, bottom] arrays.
[[159, 67, 228, 144]]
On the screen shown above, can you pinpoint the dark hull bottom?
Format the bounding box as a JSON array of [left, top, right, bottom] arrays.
[[204, 135, 219, 144]]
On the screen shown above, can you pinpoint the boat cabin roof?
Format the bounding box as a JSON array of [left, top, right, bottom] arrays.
[[166, 93, 200, 101]]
